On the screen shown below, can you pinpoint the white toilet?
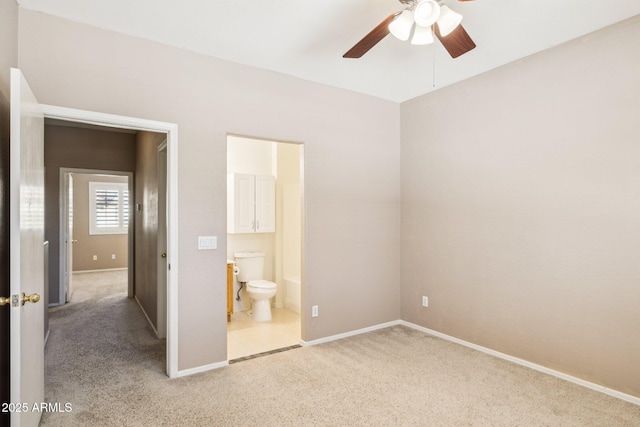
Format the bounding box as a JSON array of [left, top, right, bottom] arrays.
[[234, 252, 277, 322]]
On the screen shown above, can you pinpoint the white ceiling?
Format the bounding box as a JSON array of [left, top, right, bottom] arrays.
[[16, 0, 640, 103]]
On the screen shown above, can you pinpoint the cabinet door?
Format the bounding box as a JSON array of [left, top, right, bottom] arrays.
[[255, 175, 275, 232], [228, 173, 256, 233]]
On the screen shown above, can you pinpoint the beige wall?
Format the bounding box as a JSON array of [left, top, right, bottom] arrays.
[[19, 10, 402, 370], [71, 173, 128, 271], [401, 15, 640, 397], [44, 124, 137, 305], [0, 0, 17, 95], [134, 131, 166, 330]]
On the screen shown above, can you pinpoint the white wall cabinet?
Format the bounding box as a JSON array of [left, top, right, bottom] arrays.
[[227, 173, 275, 233]]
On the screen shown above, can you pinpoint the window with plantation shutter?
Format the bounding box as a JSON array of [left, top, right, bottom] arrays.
[[89, 182, 129, 235]]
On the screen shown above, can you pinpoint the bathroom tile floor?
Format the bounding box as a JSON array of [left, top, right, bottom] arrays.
[[227, 307, 301, 360]]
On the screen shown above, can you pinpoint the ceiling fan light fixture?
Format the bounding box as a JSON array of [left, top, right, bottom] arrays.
[[436, 6, 463, 37], [411, 25, 434, 45], [413, 0, 440, 27], [343, 0, 477, 59], [389, 10, 414, 41]]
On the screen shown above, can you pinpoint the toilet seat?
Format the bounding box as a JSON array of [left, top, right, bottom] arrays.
[[247, 280, 276, 289]]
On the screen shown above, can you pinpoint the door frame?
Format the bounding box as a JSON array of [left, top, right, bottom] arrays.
[[59, 169, 134, 304], [42, 104, 179, 378], [156, 141, 167, 339]]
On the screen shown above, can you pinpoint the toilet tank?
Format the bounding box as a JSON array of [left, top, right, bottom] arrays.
[[233, 252, 265, 282]]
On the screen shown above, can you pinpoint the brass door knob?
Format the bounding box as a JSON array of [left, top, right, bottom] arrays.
[[0, 296, 10, 307], [161, 253, 167, 258], [21, 293, 40, 306]]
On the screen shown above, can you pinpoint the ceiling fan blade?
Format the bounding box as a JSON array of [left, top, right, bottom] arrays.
[[343, 13, 400, 59], [434, 23, 476, 58]]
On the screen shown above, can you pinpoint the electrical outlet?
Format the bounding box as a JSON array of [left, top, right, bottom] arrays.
[[111, 254, 116, 260], [422, 296, 429, 307], [312, 305, 319, 317], [93, 255, 98, 261]]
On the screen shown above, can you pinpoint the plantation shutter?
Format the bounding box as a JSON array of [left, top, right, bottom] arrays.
[[89, 182, 129, 235]]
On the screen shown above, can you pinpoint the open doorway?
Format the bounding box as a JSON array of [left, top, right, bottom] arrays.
[[42, 105, 179, 377], [49, 125, 167, 341], [226, 135, 304, 360], [60, 170, 133, 305]]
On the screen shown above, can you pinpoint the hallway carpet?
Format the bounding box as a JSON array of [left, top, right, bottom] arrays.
[[42, 271, 640, 426]]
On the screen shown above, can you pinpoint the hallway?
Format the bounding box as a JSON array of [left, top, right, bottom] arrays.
[[43, 270, 165, 425]]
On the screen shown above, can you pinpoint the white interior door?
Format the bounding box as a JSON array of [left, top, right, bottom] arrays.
[[9, 68, 45, 426], [67, 174, 74, 301], [61, 172, 74, 303]]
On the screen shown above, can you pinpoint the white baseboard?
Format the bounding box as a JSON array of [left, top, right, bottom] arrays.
[[176, 360, 229, 377], [300, 320, 402, 347], [176, 317, 639, 406], [298, 319, 639, 406], [73, 267, 128, 274], [134, 296, 159, 338], [399, 320, 640, 407]]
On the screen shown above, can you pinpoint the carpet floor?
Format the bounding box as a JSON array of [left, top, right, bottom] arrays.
[[41, 271, 640, 426]]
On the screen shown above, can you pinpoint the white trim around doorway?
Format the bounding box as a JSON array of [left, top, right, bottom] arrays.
[[42, 104, 180, 378]]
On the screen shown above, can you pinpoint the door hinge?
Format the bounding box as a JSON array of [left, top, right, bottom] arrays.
[[168, 264, 171, 271]]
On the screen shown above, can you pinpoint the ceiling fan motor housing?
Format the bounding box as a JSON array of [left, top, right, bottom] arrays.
[[414, 0, 441, 27]]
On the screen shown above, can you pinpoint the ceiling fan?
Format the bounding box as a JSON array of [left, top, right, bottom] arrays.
[[343, 0, 476, 59]]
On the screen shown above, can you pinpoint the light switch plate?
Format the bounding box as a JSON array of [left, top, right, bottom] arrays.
[[198, 236, 217, 250]]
